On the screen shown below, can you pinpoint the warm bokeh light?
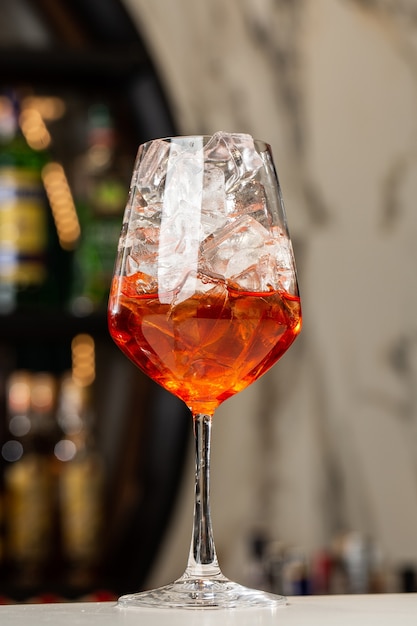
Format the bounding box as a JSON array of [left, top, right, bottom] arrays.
[[19, 107, 51, 150], [31, 372, 57, 413], [71, 334, 96, 387], [22, 96, 66, 121], [42, 162, 80, 250]]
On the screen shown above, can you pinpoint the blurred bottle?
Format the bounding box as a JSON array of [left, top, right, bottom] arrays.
[[55, 373, 104, 592], [0, 91, 62, 314], [399, 565, 417, 593], [2, 371, 58, 591], [244, 530, 271, 592], [265, 540, 286, 596], [329, 530, 388, 594], [70, 103, 130, 315], [281, 547, 311, 596]]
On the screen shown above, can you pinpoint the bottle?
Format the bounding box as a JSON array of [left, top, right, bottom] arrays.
[[2, 371, 57, 593], [399, 565, 417, 593], [281, 547, 311, 596], [56, 373, 104, 592], [70, 103, 130, 315], [310, 547, 332, 595], [243, 529, 271, 592], [0, 92, 61, 314]]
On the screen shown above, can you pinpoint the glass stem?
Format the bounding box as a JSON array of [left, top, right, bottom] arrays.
[[182, 413, 223, 580]]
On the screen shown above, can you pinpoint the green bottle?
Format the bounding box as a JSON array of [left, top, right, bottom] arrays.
[[0, 92, 62, 314]]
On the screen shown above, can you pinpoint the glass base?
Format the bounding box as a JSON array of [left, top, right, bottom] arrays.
[[117, 576, 287, 610]]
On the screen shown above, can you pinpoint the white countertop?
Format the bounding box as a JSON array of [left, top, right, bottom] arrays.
[[0, 594, 416, 625]]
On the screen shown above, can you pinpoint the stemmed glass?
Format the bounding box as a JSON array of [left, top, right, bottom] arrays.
[[108, 132, 302, 609]]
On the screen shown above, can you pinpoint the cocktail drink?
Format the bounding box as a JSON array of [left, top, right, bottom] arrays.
[[109, 279, 300, 415], [108, 132, 302, 609]]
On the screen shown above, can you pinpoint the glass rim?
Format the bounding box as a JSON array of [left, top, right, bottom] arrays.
[[139, 133, 271, 153]]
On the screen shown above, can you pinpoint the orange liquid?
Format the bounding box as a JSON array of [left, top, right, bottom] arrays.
[[108, 274, 302, 415]]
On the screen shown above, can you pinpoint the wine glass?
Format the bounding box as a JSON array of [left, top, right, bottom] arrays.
[[108, 132, 302, 609]]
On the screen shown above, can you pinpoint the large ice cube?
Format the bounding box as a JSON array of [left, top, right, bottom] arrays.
[[201, 215, 294, 292], [204, 131, 264, 192], [158, 137, 204, 304], [228, 229, 296, 293], [202, 215, 272, 275]]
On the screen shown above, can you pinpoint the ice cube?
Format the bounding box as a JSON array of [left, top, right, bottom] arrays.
[[229, 255, 280, 292], [270, 226, 298, 292], [164, 270, 224, 313], [229, 229, 297, 292], [229, 179, 270, 227], [158, 138, 204, 304], [124, 253, 158, 292], [204, 131, 264, 192], [201, 165, 227, 237], [130, 190, 162, 219], [122, 215, 159, 248], [201, 215, 296, 292], [136, 138, 170, 203], [120, 214, 161, 285], [202, 215, 273, 276]]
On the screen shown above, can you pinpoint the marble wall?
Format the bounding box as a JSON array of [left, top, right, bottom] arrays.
[[124, 0, 417, 590]]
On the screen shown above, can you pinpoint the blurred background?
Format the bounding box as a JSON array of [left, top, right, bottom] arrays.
[[0, 0, 417, 603]]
